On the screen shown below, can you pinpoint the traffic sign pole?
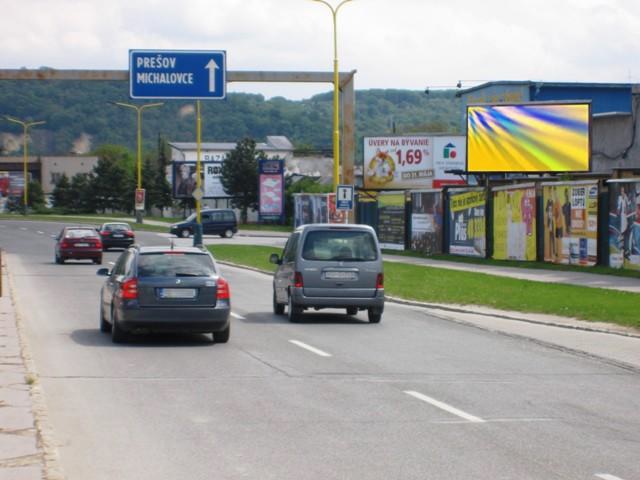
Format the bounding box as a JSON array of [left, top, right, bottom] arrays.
[[193, 100, 203, 247]]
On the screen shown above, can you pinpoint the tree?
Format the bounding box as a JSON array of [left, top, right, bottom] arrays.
[[51, 174, 72, 210], [69, 173, 94, 213], [220, 137, 262, 223], [90, 145, 135, 212], [27, 180, 46, 211]]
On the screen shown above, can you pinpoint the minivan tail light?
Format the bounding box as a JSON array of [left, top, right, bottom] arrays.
[[120, 278, 138, 300], [294, 272, 304, 288], [376, 273, 384, 289], [216, 277, 230, 300]]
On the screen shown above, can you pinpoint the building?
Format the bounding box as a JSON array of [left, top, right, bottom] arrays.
[[457, 81, 640, 175]]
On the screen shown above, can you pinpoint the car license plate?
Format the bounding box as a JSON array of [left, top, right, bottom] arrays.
[[113, 234, 124, 238], [324, 271, 357, 280], [159, 288, 197, 299], [75, 242, 89, 247]]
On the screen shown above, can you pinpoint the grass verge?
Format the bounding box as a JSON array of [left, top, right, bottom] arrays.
[[208, 244, 640, 328]]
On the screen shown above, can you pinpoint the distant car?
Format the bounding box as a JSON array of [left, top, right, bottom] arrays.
[[270, 223, 385, 323], [170, 209, 237, 238], [55, 227, 103, 265], [98, 222, 135, 250], [97, 245, 231, 344]]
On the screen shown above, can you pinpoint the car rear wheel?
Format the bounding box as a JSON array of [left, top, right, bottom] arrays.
[[55, 254, 63, 264], [273, 291, 285, 315], [223, 229, 234, 238], [94, 257, 102, 265], [288, 292, 302, 322], [213, 325, 230, 343], [346, 307, 358, 316], [180, 229, 190, 238], [367, 308, 382, 324], [111, 309, 127, 343]]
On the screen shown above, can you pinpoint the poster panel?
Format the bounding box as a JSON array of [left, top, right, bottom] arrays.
[[432, 137, 467, 188], [294, 194, 329, 227], [174, 162, 229, 199], [258, 159, 284, 219], [542, 181, 598, 265], [448, 189, 486, 257], [377, 192, 405, 250], [608, 180, 640, 270], [203, 162, 228, 198], [410, 190, 443, 255], [492, 184, 537, 261], [328, 193, 346, 224]]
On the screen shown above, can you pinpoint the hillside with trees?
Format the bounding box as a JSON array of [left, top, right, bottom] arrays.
[[0, 80, 461, 156]]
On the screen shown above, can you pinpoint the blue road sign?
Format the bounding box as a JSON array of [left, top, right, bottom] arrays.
[[336, 184, 354, 210], [129, 50, 226, 99]]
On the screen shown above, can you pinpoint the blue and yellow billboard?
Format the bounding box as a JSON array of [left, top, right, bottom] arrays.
[[467, 103, 591, 173]]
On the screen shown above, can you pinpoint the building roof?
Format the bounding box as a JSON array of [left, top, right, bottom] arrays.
[[458, 80, 634, 96], [169, 136, 293, 152]]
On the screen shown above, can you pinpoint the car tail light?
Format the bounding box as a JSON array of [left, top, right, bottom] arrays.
[[120, 278, 138, 300], [95, 240, 102, 248], [125, 231, 134, 237], [376, 273, 384, 289], [60, 241, 71, 248], [294, 272, 304, 288], [100, 230, 109, 236], [216, 277, 230, 300]]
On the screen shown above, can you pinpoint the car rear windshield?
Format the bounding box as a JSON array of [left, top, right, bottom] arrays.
[[104, 224, 130, 231], [302, 230, 378, 261], [66, 229, 98, 239], [137, 253, 217, 278]]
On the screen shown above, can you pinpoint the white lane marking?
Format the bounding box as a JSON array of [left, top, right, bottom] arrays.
[[20, 227, 27, 231], [289, 340, 332, 357], [230, 312, 245, 320], [404, 390, 485, 423], [595, 474, 626, 480], [37, 231, 44, 234]]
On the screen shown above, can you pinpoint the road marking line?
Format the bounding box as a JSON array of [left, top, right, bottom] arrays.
[[404, 390, 485, 423], [37, 231, 44, 234], [595, 474, 626, 480], [289, 340, 332, 357], [230, 312, 245, 320], [20, 227, 27, 230]]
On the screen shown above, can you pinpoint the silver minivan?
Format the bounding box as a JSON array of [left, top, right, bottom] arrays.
[[270, 224, 384, 323]]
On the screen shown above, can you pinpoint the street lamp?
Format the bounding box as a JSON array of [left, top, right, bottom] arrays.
[[5, 116, 46, 214], [311, 0, 353, 191], [112, 101, 164, 223]]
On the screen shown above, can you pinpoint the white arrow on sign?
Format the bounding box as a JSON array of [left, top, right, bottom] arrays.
[[205, 59, 219, 93]]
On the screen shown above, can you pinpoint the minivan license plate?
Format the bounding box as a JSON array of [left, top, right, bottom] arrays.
[[159, 288, 197, 299], [324, 271, 357, 280]]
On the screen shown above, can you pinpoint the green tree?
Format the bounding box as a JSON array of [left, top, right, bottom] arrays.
[[220, 138, 262, 223], [90, 145, 135, 212], [69, 173, 94, 213], [52, 174, 72, 210], [27, 180, 46, 211]]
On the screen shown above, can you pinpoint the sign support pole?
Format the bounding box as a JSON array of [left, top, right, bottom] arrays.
[[193, 100, 203, 247]]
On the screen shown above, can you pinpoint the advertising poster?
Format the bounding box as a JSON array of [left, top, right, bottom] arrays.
[[492, 184, 537, 261], [410, 190, 443, 255], [0, 171, 9, 197], [432, 137, 467, 188], [203, 162, 228, 198], [328, 193, 346, 224], [377, 192, 406, 250], [448, 188, 486, 257], [258, 159, 284, 220], [608, 180, 640, 270], [542, 181, 598, 266], [174, 162, 229, 199], [294, 194, 329, 227]]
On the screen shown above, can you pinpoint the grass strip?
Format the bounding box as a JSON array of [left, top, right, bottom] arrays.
[[208, 244, 640, 328]]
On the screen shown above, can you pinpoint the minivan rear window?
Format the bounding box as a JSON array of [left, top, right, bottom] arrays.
[[302, 230, 378, 261], [137, 253, 216, 277]]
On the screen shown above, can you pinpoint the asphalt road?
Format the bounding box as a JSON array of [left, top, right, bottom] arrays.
[[1, 220, 639, 480]]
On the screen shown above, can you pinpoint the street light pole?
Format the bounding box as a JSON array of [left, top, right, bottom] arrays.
[[312, 0, 353, 192], [5, 116, 45, 214], [112, 101, 164, 223]]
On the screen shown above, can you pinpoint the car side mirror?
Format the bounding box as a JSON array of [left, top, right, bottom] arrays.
[[269, 253, 282, 265], [96, 268, 111, 277]]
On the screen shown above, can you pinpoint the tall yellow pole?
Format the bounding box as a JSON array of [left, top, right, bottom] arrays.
[[312, 0, 353, 191], [5, 117, 45, 214], [137, 107, 142, 189], [196, 100, 202, 225]]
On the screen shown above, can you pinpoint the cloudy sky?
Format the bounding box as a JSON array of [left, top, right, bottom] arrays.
[[3, 0, 639, 100]]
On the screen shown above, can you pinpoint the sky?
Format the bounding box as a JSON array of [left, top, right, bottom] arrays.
[[3, 0, 640, 100]]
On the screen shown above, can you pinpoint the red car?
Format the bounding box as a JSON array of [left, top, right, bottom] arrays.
[[55, 227, 103, 264]]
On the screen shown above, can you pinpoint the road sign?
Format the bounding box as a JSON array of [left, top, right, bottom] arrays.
[[135, 188, 145, 211], [192, 187, 204, 202], [336, 184, 354, 210], [129, 50, 226, 99]]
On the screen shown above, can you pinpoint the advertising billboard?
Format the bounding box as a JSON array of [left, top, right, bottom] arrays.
[[173, 162, 229, 199], [377, 192, 406, 250], [258, 159, 284, 221], [447, 188, 486, 257], [410, 189, 443, 255], [542, 181, 598, 266], [363, 135, 466, 190], [467, 103, 591, 173], [608, 179, 640, 270], [492, 184, 537, 261]]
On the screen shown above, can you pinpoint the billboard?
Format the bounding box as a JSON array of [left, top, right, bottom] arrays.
[[448, 188, 486, 257], [608, 179, 640, 270], [467, 103, 591, 173], [258, 159, 284, 220], [173, 162, 229, 199], [410, 190, 443, 255], [363, 135, 466, 190], [542, 181, 598, 266], [377, 192, 406, 250], [492, 184, 537, 261]]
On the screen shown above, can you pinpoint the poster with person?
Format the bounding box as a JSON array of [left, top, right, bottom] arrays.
[[608, 179, 640, 270], [173, 162, 197, 198], [293, 194, 329, 227], [447, 188, 486, 257], [542, 181, 598, 265], [410, 189, 443, 255], [492, 184, 537, 261]]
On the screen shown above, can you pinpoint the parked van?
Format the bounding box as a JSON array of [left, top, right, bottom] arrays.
[[170, 209, 238, 238], [270, 223, 384, 323]]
